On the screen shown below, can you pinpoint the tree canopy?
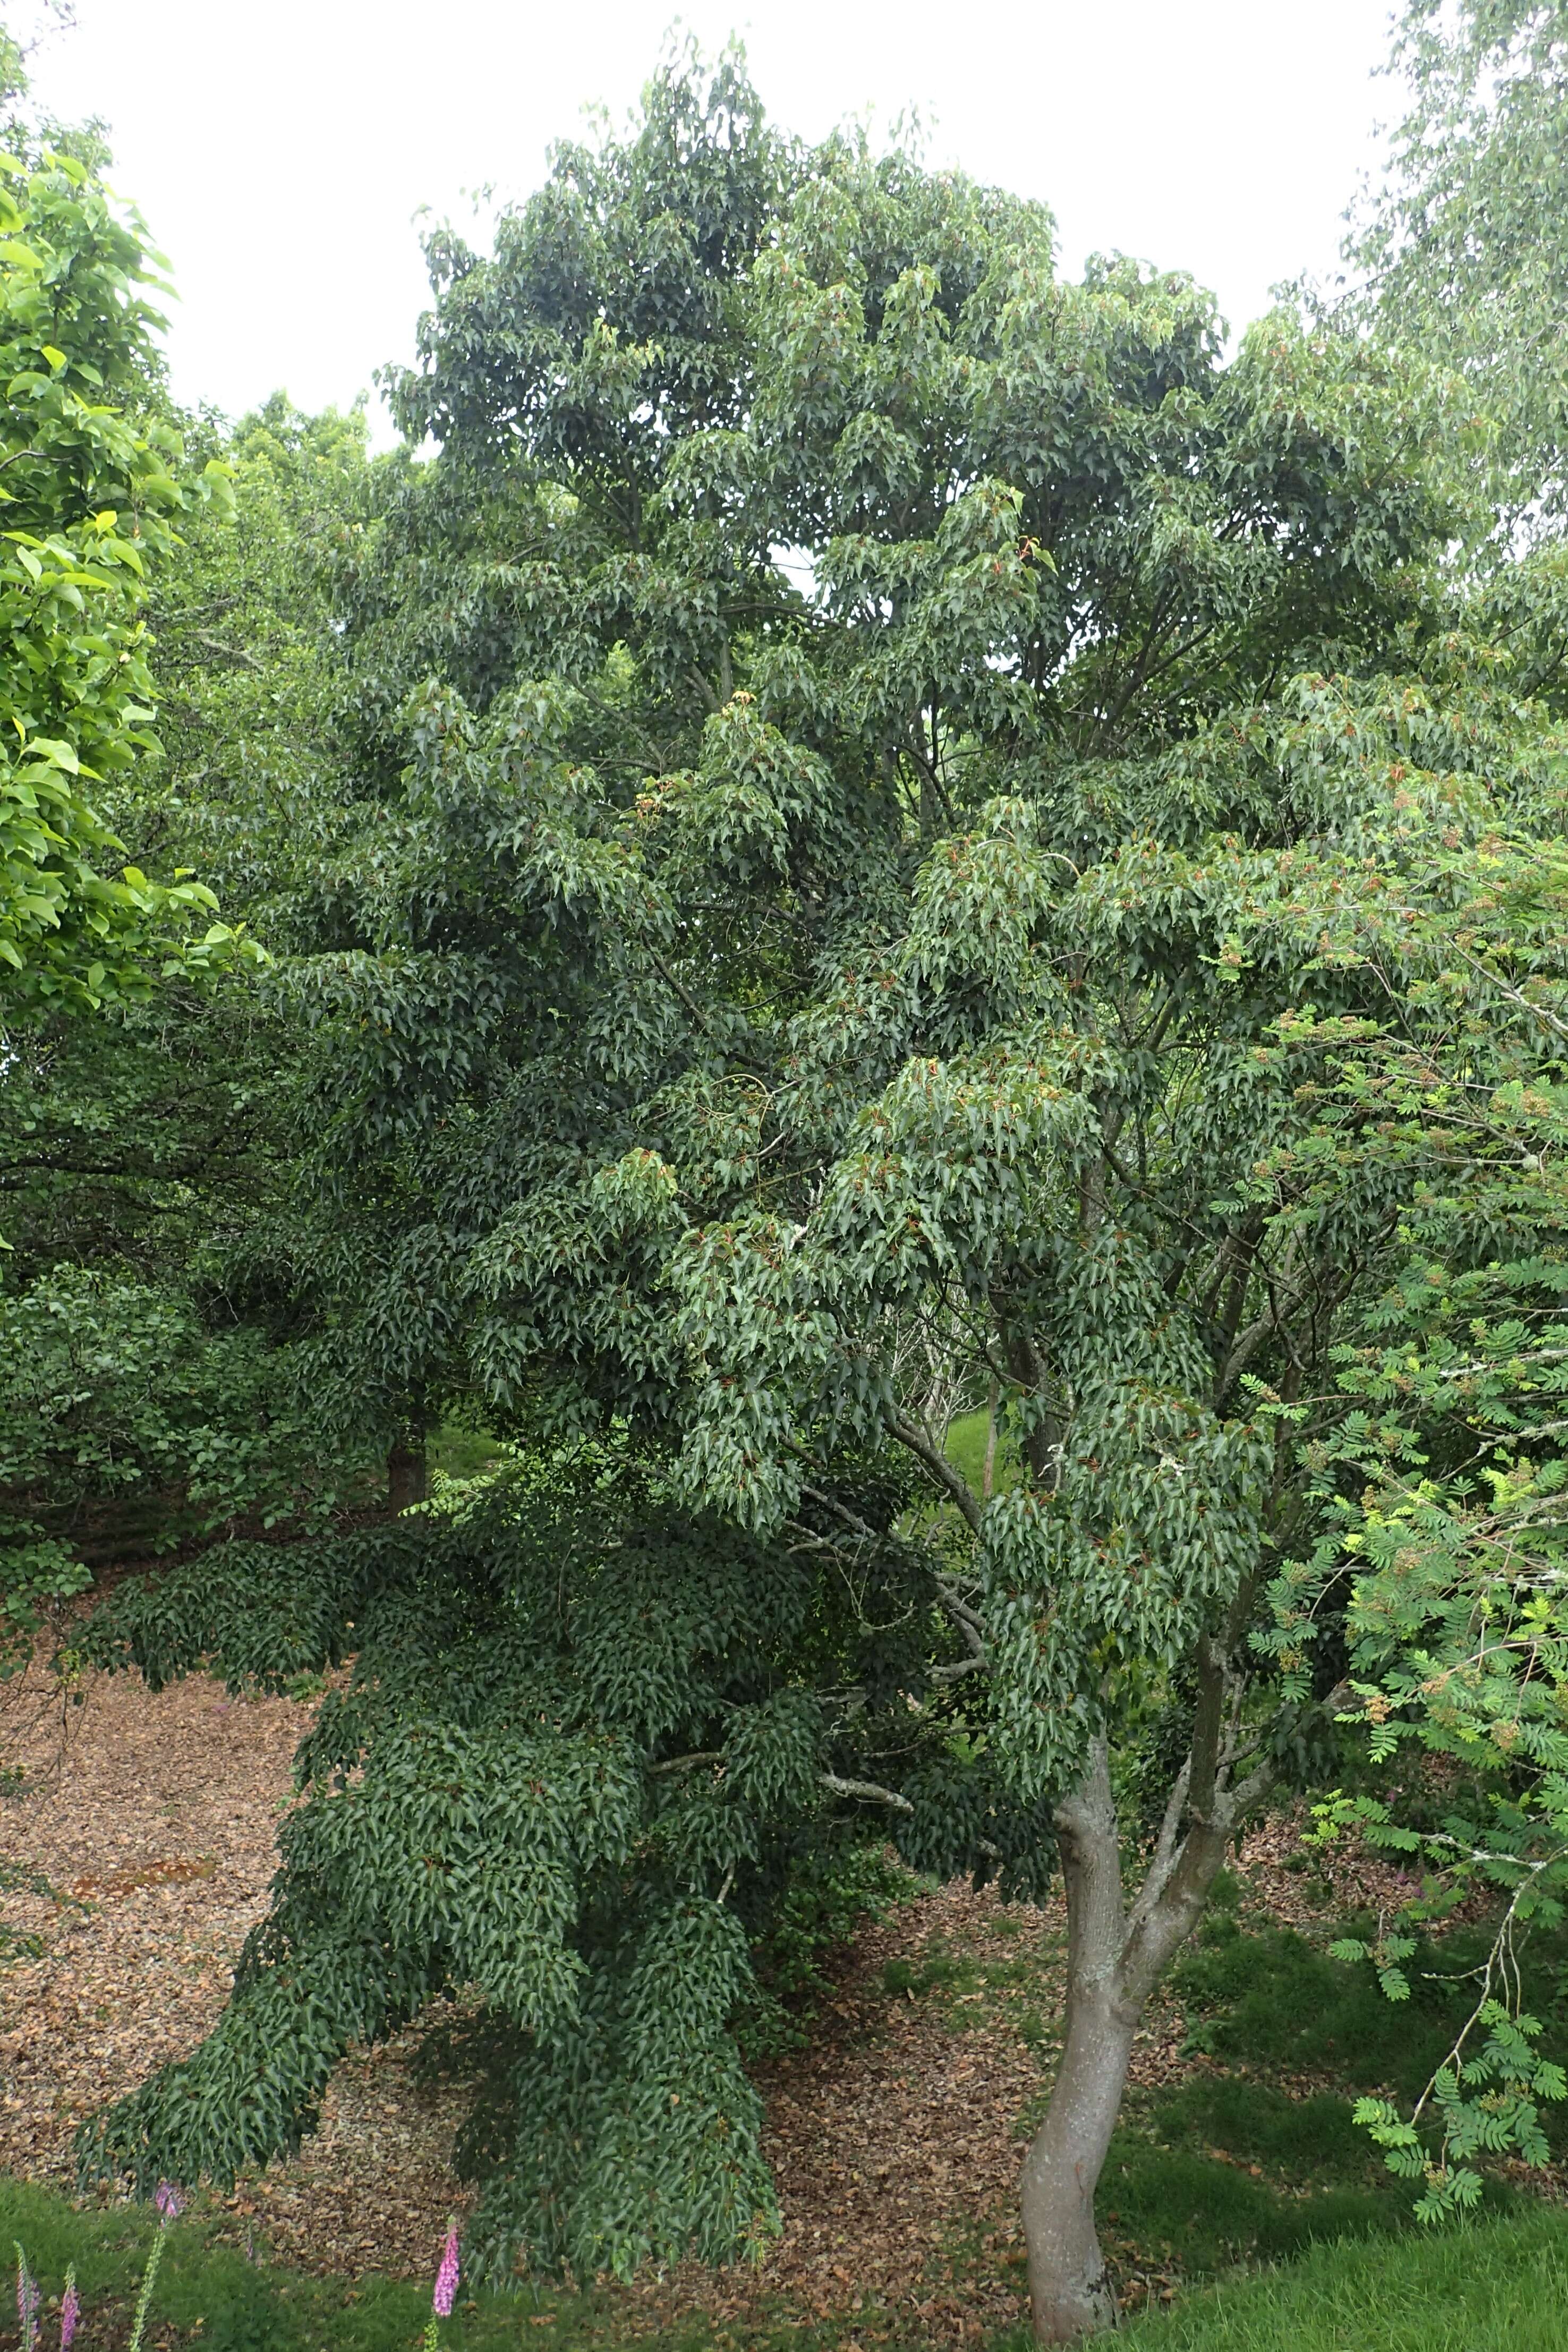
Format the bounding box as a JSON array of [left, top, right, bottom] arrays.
[[45, 45, 1568, 2344]]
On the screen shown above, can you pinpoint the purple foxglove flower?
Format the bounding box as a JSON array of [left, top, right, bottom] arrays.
[[15, 2245, 38, 2352], [432, 2223, 459, 2318], [59, 2271, 78, 2351], [154, 2182, 183, 2224]]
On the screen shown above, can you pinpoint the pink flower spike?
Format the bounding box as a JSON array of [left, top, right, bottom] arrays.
[[59, 2271, 79, 2351], [15, 2246, 39, 2352], [155, 2181, 183, 2224], [431, 2223, 459, 2318]]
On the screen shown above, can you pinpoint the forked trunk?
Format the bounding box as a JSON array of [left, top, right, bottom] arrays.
[[1019, 1714, 1248, 2341]]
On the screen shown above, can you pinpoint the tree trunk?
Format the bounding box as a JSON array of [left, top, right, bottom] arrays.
[[387, 1433, 427, 1513], [1020, 1740, 1134, 2341], [1018, 1705, 1262, 2341]]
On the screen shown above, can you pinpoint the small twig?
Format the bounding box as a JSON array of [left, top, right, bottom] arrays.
[[194, 632, 265, 673]]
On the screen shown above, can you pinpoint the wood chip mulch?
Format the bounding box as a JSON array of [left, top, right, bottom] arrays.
[[0, 1656, 1444, 2342]]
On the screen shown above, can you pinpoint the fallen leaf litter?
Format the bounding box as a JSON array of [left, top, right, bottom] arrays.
[[0, 1652, 1454, 2340]]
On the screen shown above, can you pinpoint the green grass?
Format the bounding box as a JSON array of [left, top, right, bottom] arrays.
[[880, 1935, 1040, 2008], [11, 2177, 1564, 2352], [0, 2176, 906, 2352], [0, 2177, 691, 2352], [1111, 2210, 1568, 2350], [428, 1421, 504, 1482], [1080, 1906, 1559, 2285], [943, 1408, 1018, 1498], [1170, 1912, 1568, 2155]]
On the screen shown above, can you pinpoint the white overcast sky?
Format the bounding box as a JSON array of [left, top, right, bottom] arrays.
[[29, 1, 1402, 441]]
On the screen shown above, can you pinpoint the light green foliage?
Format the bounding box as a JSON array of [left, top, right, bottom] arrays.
[[0, 37, 254, 1005], [66, 37, 1568, 2292], [1352, 2, 1568, 530], [0, 373, 378, 1667], [1252, 733, 1568, 2208], [0, 43, 310, 1674], [113, 394, 372, 938]]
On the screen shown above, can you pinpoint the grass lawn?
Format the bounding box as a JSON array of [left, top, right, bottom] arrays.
[[1112, 2209, 1568, 2350], [4, 2176, 1563, 2352], [0, 2175, 721, 2352]]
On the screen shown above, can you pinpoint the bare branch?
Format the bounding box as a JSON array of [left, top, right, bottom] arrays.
[[887, 1411, 983, 1533], [1124, 1758, 1192, 1937], [820, 1771, 915, 1814]]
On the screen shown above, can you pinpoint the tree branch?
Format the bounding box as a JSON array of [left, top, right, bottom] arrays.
[[887, 1411, 983, 1533], [820, 1771, 914, 1814]]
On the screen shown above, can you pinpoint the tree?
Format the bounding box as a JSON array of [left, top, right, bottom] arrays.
[[73, 49, 1563, 2341], [1351, 1, 1568, 532], [1250, 551, 1568, 2221], [0, 33, 301, 1663], [0, 20, 375, 1666], [0, 29, 251, 1008]]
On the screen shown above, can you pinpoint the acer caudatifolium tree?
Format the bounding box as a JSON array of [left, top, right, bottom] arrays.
[[70, 48, 1568, 2341]]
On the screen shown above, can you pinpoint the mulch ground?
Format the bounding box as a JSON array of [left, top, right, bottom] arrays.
[[0, 1654, 1428, 2343]]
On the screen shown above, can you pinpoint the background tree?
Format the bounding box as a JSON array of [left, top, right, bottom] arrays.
[[0, 31, 251, 1007], [0, 31, 298, 1661], [0, 390, 382, 1656], [1351, 0, 1568, 533], [0, 5, 387, 1660]]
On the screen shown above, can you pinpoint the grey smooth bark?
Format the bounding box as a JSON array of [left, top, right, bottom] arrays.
[[1020, 1697, 1272, 2341], [1020, 1743, 1136, 2339]]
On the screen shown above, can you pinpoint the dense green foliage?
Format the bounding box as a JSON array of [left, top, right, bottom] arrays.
[[1, 10, 1566, 2336], [0, 46, 335, 1659], [0, 37, 250, 1005], [0, 407, 371, 1657], [43, 38, 1568, 2313]]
